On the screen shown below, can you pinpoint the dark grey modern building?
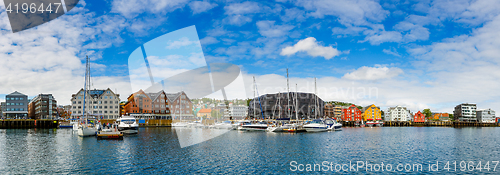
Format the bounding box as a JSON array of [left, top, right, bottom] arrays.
[[248, 92, 324, 120], [3, 91, 29, 119]]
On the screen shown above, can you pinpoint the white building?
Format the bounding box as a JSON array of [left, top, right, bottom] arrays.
[[476, 108, 495, 123], [454, 103, 477, 122], [384, 105, 412, 121], [71, 88, 121, 119], [228, 104, 248, 120]]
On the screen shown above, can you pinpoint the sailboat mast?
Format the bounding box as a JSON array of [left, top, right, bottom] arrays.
[[278, 92, 281, 119], [287, 69, 290, 119], [253, 76, 256, 119], [315, 78, 317, 119], [295, 84, 298, 121], [82, 56, 89, 125]]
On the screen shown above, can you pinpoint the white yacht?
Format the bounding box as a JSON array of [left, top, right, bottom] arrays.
[[303, 119, 328, 132], [77, 56, 97, 137], [324, 118, 342, 131], [78, 125, 97, 137], [240, 121, 269, 131], [117, 116, 139, 134]]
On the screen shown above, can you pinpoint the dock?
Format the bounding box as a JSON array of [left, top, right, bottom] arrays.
[[339, 121, 500, 127], [0, 119, 59, 129]]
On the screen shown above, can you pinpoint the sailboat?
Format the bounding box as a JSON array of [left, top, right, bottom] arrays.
[[78, 56, 97, 137], [241, 76, 269, 131], [303, 78, 328, 132]]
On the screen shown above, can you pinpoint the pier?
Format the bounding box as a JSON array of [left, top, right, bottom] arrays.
[[382, 121, 500, 127], [0, 119, 59, 129]]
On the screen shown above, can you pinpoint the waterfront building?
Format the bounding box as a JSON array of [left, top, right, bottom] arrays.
[[228, 104, 248, 120], [341, 104, 362, 122], [167, 91, 194, 120], [248, 92, 324, 120], [476, 109, 496, 123], [413, 111, 425, 122], [453, 103, 477, 122], [70, 88, 121, 119], [119, 101, 126, 116], [197, 108, 211, 118], [362, 104, 381, 122], [3, 91, 29, 119], [123, 90, 171, 119], [0, 102, 5, 118], [28, 94, 57, 119], [384, 106, 412, 121], [334, 105, 343, 120], [57, 105, 72, 119], [431, 113, 449, 121], [324, 103, 335, 118]]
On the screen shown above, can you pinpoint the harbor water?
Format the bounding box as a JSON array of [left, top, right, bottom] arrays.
[[0, 127, 499, 174]]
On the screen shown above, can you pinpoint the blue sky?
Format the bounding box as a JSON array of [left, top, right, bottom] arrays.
[[1, 0, 500, 113]]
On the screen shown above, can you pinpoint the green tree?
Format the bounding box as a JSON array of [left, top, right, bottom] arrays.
[[246, 98, 252, 106], [423, 109, 432, 119], [449, 113, 454, 120]]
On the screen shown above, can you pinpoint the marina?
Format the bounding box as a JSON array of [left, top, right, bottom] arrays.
[[0, 127, 499, 174]]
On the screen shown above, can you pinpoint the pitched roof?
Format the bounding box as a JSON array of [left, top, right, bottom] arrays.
[[8, 91, 26, 96], [198, 108, 211, 113]]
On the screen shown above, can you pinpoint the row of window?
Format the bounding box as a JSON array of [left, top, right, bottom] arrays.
[[73, 101, 119, 104], [73, 105, 119, 109], [73, 110, 119, 114], [6, 97, 24, 100], [6, 103, 24, 106], [6, 108, 25, 111]]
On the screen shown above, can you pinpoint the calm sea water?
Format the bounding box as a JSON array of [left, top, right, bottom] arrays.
[[0, 127, 499, 174]]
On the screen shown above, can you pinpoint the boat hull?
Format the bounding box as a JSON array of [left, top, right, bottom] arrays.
[[78, 127, 97, 137], [304, 127, 328, 132], [118, 127, 138, 134]]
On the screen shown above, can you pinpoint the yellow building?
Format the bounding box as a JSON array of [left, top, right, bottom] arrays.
[[362, 104, 382, 121]]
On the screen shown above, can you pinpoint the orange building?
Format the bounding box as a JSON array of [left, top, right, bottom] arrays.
[[414, 111, 426, 122], [341, 104, 362, 121], [431, 113, 449, 120]]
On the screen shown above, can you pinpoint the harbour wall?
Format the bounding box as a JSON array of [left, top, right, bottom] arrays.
[[0, 119, 59, 129], [341, 121, 500, 127]]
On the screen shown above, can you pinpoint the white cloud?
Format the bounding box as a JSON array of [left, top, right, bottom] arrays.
[[296, 0, 389, 26], [223, 2, 261, 26], [200, 36, 219, 45], [342, 66, 404, 80], [111, 0, 189, 18], [280, 37, 341, 59], [0, 6, 133, 105], [166, 37, 196, 49], [382, 47, 401, 57], [362, 31, 403, 45], [256, 20, 294, 38], [189, 1, 218, 15]]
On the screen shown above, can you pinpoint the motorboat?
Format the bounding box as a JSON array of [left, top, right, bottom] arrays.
[[234, 120, 251, 130], [303, 119, 328, 132], [117, 116, 139, 134], [324, 118, 342, 131], [240, 121, 269, 131]]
